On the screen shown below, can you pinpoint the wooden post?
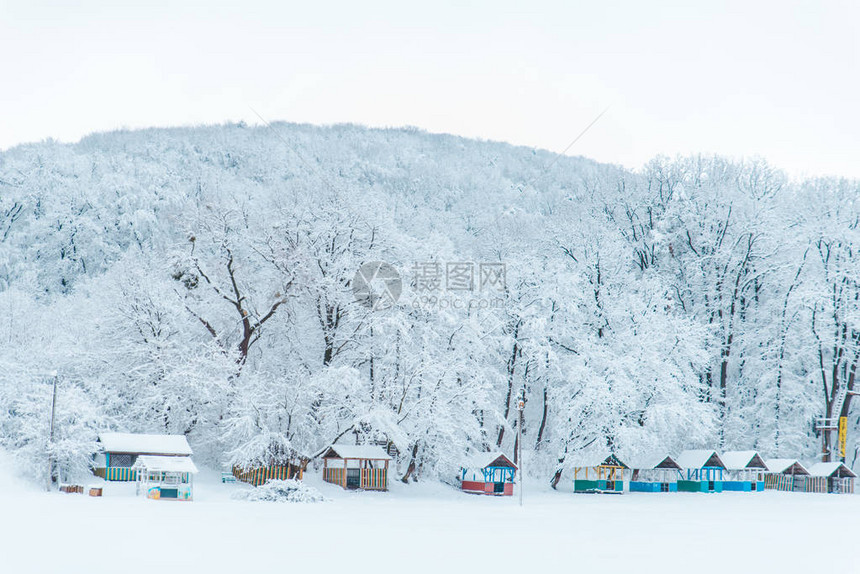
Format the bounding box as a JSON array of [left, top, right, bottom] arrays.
[[47, 372, 58, 491], [343, 458, 347, 489]]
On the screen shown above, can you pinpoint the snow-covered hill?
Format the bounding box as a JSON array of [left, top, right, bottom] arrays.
[[0, 123, 857, 484]]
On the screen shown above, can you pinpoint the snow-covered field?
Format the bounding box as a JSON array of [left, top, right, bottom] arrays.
[[1, 461, 857, 574]]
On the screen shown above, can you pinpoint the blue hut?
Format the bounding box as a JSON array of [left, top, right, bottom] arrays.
[[629, 455, 682, 492], [721, 451, 767, 492], [676, 450, 725, 492], [459, 452, 517, 496]]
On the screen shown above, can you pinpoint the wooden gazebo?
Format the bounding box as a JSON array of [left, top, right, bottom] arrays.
[[807, 462, 856, 494], [764, 458, 809, 492], [321, 445, 391, 491], [571, 454, 628, 494]]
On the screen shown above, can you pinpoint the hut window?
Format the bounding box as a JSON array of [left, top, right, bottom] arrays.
[[110, 454, 136, 467]]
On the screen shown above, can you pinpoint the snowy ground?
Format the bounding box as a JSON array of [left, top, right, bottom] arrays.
[[1, 461, 857, 573]]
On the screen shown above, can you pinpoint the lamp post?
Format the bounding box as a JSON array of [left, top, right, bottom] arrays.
[[516, 390, 525, 507]]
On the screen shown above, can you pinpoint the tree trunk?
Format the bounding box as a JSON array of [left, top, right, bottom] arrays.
[[496, 320, 521, 447], [400, 443, 419, 483]]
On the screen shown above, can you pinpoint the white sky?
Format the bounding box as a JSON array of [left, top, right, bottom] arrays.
[[1, 0, 858, 178]]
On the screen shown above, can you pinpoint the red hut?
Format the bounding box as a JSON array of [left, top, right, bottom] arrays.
[[459, 452, 517, 496]]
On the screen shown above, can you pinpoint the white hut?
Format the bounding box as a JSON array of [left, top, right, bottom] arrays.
[[133, 455, 198, 501], [721, 451, 767, 491], [629, 454, 682, 492]]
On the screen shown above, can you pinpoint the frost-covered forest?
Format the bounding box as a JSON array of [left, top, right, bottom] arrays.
[[0, 122, 858, 484]]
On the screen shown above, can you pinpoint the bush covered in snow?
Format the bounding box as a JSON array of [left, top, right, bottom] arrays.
[[231, 480, 328, 503]]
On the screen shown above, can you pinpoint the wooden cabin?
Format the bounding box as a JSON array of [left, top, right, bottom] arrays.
[[721, 451, 767, 492], [629, 455, 681, 492], [321, 445, 391, 491], [133, 455, 198, 501], [676, 450, 725, 492], [807, 462, 856, 494], [764, 459, 810, 492], [94, 433, 193, 482], [459, 452, 517, 496], [572, 454, 627, 494]]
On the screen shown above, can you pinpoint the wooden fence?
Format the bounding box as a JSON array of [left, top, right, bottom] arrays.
[[765, 474, 854, 494], [764, 474, 793, 491], [322, 467, 388, 490], [323, 467, 344, 487], [360, 468, 387, 490], [233, 464, 303, 487], [104, 467, 138, 481], [804, 477, 827, 493], [835, 478, 854, 494]]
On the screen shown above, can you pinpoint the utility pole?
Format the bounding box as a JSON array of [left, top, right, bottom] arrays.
[[47, 371, 58, 491], [516, 389, 525, 507]]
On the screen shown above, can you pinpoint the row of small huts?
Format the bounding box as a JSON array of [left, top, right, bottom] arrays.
[[569, 450, 856, 495], [93, 433, 395, 500], [91, 434, 856, 501]]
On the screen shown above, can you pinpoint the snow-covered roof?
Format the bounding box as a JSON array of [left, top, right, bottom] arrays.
[[570, 453, 628, 469], [721, 451, 767, 470], [765, 459, 809, 475], [99, 433, 192, 456], [132, 455, 198, 474], [463, 452, 516, 471], [629, 454, 681, 470], [808, 462, 857, 479], [321, 445, 391, 460], [676, 450, 725, 470]]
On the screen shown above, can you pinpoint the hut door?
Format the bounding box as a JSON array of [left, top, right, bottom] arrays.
[[347, 469, 360, 489], [493, 482, 505, 494]]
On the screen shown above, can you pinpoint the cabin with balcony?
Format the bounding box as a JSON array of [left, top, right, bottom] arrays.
[[94, 433, 193, 482]]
